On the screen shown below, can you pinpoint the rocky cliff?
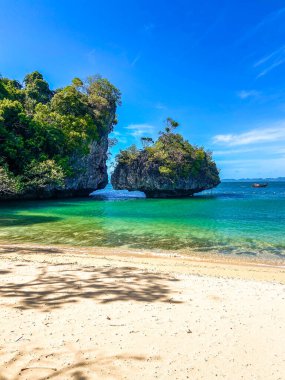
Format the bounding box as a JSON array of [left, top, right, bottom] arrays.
[[0, 72, 121, 201], [0, 132, 111, 201], [63, 135, 109, 197]]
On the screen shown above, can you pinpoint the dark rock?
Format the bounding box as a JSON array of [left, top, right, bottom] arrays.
[[111, 147, 220, 198], [1, 115, 114, 201]]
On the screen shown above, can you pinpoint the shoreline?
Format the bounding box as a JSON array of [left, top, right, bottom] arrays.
[[0, 242, 284, 284]]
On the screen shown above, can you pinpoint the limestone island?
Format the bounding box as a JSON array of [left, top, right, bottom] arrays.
[[111, 118, 220, 198]]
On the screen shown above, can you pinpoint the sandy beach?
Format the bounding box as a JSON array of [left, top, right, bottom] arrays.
[[0, 243, 284, 379]]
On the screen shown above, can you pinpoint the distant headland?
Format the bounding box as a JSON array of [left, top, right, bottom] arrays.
[[222, 177, 285, 182]]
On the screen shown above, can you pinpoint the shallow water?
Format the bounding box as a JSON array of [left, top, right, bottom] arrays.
[[0, 182, 285, 262]]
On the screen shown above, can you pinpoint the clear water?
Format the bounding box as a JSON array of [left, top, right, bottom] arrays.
[[0, 182, 285, 262]]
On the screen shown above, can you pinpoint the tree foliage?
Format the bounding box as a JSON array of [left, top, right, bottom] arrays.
[[23, 160, 65, 189], [0, 165, 22, 197], [116, 118, 219, 181], [140, 136, 154, 148], [0, 71, 121, 196]]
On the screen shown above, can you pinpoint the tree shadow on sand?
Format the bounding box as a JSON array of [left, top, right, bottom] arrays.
[[0, 348, 155, 380], [0, 245, 62, 255], [0, 252, 181, 312]]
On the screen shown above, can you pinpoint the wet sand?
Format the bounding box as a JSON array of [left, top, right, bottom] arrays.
[[0, 243, 284, 379]]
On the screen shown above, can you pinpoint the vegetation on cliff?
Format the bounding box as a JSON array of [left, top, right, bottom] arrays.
[[112, 118, 220, 197], [0, 72, 121, 198]]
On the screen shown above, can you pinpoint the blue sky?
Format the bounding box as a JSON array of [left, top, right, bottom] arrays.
[[1, 0, 285, 178]]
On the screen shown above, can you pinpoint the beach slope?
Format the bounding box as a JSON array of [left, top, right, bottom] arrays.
[[0, 244, 284, 379]]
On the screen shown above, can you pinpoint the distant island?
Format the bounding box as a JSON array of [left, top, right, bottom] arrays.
[[222, 177, 285, 182], [0, 72, 121, 200], [111, 118, 220, 197]]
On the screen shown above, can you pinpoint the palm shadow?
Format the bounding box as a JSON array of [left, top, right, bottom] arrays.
[[0, 349, 153, 380], [0, 254, 181, 312], [0, 245, 62, 255]]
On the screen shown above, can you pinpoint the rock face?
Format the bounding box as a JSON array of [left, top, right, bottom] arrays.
[[57, 134, 109, 198], [59, 110, 117, 198], [40, 131, 110, 200], [111, 151, 220, 198], [0, 135, 109, 201]]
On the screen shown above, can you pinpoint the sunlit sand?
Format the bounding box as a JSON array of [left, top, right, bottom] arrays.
[[0, 243, 284, 379]]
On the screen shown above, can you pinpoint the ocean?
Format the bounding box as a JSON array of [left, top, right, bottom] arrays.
[[0, 182, 285, 262]]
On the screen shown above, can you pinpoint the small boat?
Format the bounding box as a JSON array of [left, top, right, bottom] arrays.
[[251, 183, 268, 188]]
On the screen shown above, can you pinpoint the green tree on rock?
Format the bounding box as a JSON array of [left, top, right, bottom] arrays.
[[0, 72, 121, 198]]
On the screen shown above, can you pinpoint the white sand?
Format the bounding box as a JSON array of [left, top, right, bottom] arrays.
[[0, 243, 284, 379]]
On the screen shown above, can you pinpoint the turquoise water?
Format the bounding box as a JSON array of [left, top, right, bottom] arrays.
[[0, 182, 285, 262]]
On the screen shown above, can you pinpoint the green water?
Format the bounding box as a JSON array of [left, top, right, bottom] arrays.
[[0, 183, 285, 262]]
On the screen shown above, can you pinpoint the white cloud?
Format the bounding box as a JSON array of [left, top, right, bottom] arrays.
[[124, 123, 155, 137], [155, 102, 167, 110], [214, 147, 264, 156], [237, 90, 261, 99], [254, 45, 285, 67], [130, 52, 141, 67], [217, 156, 285, 179], [219, 157, 285, 164], [214, 145, 285, 157], [109, 131, 127, 144], [236, 8, 285, 45], [254, 45, 285, 78], [212, 118, 285, 178], [257, 58, 285, 78], [143, 23, 155, 33], [213, 125, 285, 146]]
